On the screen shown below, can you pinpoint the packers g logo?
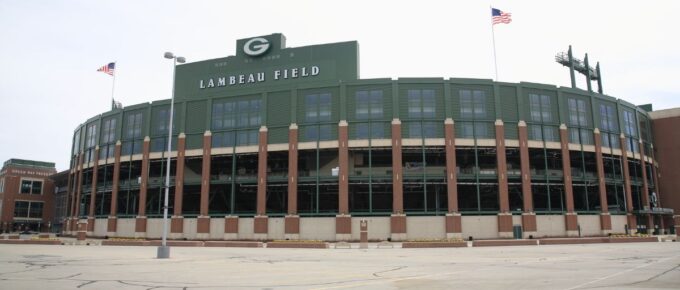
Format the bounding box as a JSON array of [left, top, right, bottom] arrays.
[[243, 37, 270, 56]]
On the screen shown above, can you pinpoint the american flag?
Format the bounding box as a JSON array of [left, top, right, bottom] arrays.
[[97, 62, 115, 76], [492, 8, 512, 25]]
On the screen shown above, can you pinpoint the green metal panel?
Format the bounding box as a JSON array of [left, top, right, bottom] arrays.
[[505, 125, 518, 140], [173, 35, 359, 102], [500, 85, 518, 122], [185, 100, 207, 134], [267, 90, 292, 126], [268, 127, 288, 144], [186, 134, 203, 150]]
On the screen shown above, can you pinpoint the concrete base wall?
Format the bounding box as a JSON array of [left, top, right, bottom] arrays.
[[210, 218, 225, 240], [146, 219, 163, 239], [406, 216, 445, 240], [117, 218, 136, 238], [238, 218, 254, 240], [462, 216, 498, 239], [577, 215, 602, 237], [536, 215, 567, 237], [94, 219, 108, 237], [300, 217, 335, 241], [183, 218, 197, 240], [268, 218, 285, 240], [91, 214, 631, 241], [611, 215, 628, 233], [351, 217, 390, 241]]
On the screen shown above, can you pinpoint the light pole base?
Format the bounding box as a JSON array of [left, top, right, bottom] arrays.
[[156, 246, 170, 259]]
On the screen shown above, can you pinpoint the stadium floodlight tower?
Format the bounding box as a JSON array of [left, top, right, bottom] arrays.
[[555, 45, 603, 94], [157, 51, 185, 259]]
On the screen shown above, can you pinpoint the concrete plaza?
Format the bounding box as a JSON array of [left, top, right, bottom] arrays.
[[0, 242, 678, 289]]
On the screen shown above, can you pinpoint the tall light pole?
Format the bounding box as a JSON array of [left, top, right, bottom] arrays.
[[157, 52, 185, 259]]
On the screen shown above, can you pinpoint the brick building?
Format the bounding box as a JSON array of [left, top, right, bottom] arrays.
[[0, 159, 57, 233]]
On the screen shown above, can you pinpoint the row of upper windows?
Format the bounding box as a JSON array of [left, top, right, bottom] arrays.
[[73, 90, 648, 151]]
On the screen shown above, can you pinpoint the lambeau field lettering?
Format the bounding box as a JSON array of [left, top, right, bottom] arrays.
[[199, 65, 320, 89]]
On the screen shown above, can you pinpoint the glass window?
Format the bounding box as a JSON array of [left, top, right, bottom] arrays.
[[599, 104, 618, 132], [85, 123, 98, 148], [125, 112, 143, 139], [155, 107, 177, 136], [568, 98, 588, 127], [101, 118, 116, 144], [212, 99, 261, 130], [73, 129, 81, 155], [304, 93, 333, 141], [623, 110, 637, 137], [459, 90, 487, 119], [529, 94, 554, 122], [407, 89, 436, 119], [20, 180, 42, 195]]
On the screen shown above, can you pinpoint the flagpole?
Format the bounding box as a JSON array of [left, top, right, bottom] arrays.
[[111, 61, 117, 110], [490, 7, 499, 81]]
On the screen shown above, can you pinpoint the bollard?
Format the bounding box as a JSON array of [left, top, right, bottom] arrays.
[[359, 219, 368, 249]]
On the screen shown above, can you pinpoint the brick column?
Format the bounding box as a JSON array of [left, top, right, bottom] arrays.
[[559, 124, 578, 237], [254, 127, 269, 240], [444, 118, 461, 239], [518, 121, 536, 237], [650, 144, 663, 233], [135, 137, 150, 238], [620, 134, 637, 232], [335, 121, 350, 240], [390, 118, 406, 241], [171, 133, 185, 239], [64, 166, 74, 235], [87, 147, 100, 235], [496, 120, 512, 238], [593, 129, 611, 234], [107, 141, 121, 236], [286, 124, 301, 239], [639, 141, 654, 232], [197, 131, 211, 239], [73, 151, 87, 231]]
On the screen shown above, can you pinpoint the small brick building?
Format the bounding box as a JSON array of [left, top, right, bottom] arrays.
[[0, 159, 57, 233]]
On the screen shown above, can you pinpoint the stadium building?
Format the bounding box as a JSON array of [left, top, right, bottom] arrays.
[[63, 34, 677, 241]]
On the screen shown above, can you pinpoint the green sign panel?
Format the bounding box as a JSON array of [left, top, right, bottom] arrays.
[[174, 33, 359, 100]]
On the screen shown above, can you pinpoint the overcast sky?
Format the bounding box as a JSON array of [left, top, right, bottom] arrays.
[[1, 0, 679, 171]]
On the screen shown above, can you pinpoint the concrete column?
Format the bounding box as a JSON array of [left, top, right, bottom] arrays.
[[334, 121, 350, 241], [496, 120, 512, 238], [108, 141, 122, 236], [390, 118, 406, 241], [87, 146, 100, 235], [593, 129, 611, 234], [171, 133, 186, 239], [639, 140, 654, 231], [197, 131, 212, 239], [559, 124, 578, 237], [444, 118, 461, 239], [254, 127, 269, 240], [620, 134, 637, 232], [135, 137, 150, 238], [518, 121, 536, 237]]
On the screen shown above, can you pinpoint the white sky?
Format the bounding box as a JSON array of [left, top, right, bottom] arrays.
[[1, 0, 679, 171]]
